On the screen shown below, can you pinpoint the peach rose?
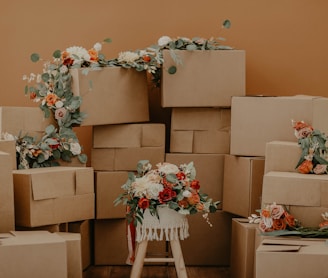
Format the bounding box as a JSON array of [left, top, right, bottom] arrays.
[[196, 203, 204, 211], [61, 51, 74, 66], [88, 48, 98, 61], [178, 198, 189, 209], [259, 219, 273, 233], [284, 211, 295, 227], [270, 204, 285, 219], [272, 218, 286, 230], [297, 160, 313, 174], [313, 164, 328, 175], [45, 93, 58, 106], [187, 192, 200, 205]]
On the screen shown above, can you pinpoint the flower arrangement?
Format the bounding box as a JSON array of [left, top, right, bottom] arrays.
[[114, 160, 220, 227], [292, 120, 328, 174]]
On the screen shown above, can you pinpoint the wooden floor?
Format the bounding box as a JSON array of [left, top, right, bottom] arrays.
[[83, 265, 230, 278]]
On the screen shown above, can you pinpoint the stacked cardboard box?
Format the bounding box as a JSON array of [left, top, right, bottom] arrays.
[[161, 49, 246, 266]]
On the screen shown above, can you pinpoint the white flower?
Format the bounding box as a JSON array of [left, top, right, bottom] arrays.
[[65, 46, 90, 64], [156, 162, 180, 175], [2, 132, 16, 141], [55, 100, 64, 108], [117, 51, 139, 63], [70, 142, 81, 155], [182, 190, 192, 198], [93, 42, 102, 52], [60, 65, 68, 74], [158, 36, 172, 47], [36, 74, 42, 83], [146, 182, 164, 199]]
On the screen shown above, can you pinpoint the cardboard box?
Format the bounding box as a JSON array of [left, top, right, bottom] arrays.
[[0, 151, 15, 232], [56, 232, 83, 278], [0, 139, 16, 169], [68, 220, 92, 271], [0, 106, 55, 140], [0, 231, 67, 278], [256, 238, 328, 278], [181, 211, 235, 266], [94, 219, 166, 265], [91, 147, 165, 171], [165, 153, 225, 206], [230, 95, 328, 156], [13, 167, 95, 227], [95, 171, 128, 219], [264, 141, 301, 173], [161, 50, 245, 107], [230, 218, 259, 278], [70, 67, 149, 126], [223, 155, 265, 217], [93, 123, 165, 148], [170, 108, 231, 154], [262, 171, 328, 226]]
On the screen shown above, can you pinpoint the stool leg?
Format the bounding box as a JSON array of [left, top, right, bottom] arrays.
[[130, 240, 148, 278], [170, 240, 188, 278]]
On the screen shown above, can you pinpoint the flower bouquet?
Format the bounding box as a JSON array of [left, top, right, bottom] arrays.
[[114, 160, 220, 227], [292, 120, 328, 174]]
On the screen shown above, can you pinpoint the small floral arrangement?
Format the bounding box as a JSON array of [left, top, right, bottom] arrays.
[[114, 160, 220, 227], [292, 120, 328, 174]]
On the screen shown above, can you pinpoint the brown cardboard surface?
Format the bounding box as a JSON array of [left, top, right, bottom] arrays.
[[262, 171, 328, 207], [95, 171, 128, 219], [223, 155, 265, 217], [230, 95, 328, 156], [93, 123, 165, 148], [0, 231, 67, 278], [193, 130, 230, 154], [230, 218, 258, 278], [91, 147, 165, 171], [289, 205, 328, 227], [13, 167, 95, 227], [161, 50, 245, 107], [0, 140, 16, 169], [0, 151, 14, 232], [170, 130, 194, 153], [264, 141, 301, 173], [71, 67, 149, 126]]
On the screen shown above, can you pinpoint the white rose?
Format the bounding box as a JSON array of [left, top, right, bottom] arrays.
[[55, 100, 64, 108], [158, 36, 172, 47], [70, 142, 81, 155], [156, 162, 179, 175], [146, 183, 164, 200], [182, 190, 192, 198]]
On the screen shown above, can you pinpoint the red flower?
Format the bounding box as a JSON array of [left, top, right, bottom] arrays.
[[158, 187, 177, 204], [138, 198, 150, 209], [297, 160, 313, 174], [142, 55, 151, 62], [176, 172, 186, 180], [190, 180, 200, 190]]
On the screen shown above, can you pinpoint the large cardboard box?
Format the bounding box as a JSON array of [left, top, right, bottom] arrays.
[[170, 108, 231, 154], [161, 50, 245, 107], [223, 155, 265, 217], [0, 106, 55, 140], [264, 141, 301, 173], [0, 231, 67, 278], [262, 171, 328, 226], [165, 153, 225, 206], [0, 151, 15, 232], [94, 219, 166, 265], [13, 167, 95, 227], [95, 171, 128, 219], [256, 238, 328, 278], [181, 211, 235, 266], [93, 123, 165, 148], [70, 67, 149, 126], [230, 218, 259, 278], [0, 139, 16, 169], [230, 95, 328, 156]]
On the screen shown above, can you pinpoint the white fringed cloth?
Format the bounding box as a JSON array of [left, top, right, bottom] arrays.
[[126, 206, 189, 265]]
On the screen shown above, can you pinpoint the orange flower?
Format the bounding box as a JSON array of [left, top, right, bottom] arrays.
[[261, 209, 271, 218], [29, 92, 37, 100], [187, 192, 200, 205], [297, 160, 313, 174], [138, 198, 150, 209], [284, 211, 295, 227], [88, 48, 98, 62], [190, 180, 200, 191], [178, 199, 189, 209], [272, 218, 286, 230], [142, 55, 151, 62], [196, 203, 204, 211], [45, 93, 58, 106], [61, 51, 74, 66], [31, 149, 42, 157], [176, 172, 186, 180], [319, 220, 328, 228]]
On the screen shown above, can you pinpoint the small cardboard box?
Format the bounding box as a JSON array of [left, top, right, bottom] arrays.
[[0, 231, 67, 278], [264, 141, 301, 173], [0, 140, 16, 169], [0, 106, 55, 140], [230, 95, 328, 156], [223, 155, 265, 217], [181, 211, 235, 266], [230, 218, 259, 278], [95, 171, 128, 219], [256, 238, 328, 278], [170, 108, 231, 154], [161, 50, 245, 107], [13, 167, 95, 227], [93, 123, 165, 148], [165, 153, 225, 205], [71, 67, 149, 126], [0, 151, 15, 233]]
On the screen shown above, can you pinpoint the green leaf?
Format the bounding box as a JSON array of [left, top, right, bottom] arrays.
[[78, 154, 88, 164], [30, 53, 40, 63], [41, 73, 50, 82], [104, 38, 112, 43], [222, 19, 231, 29], [53, 50, 62, 59], [168, 66, 177, 75], [24, 85, 28, 95], [45, 124, 56, 135]]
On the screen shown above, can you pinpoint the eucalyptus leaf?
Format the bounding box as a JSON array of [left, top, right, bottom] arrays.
[[78, 153, 87, 164], [30, 53, 40, 63], [53, 50, 61, 59], [168, 66, 177, 75], [222, 19, 231, 29], [104, 38, 112, 43]]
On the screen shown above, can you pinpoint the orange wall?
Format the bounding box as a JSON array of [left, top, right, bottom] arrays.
[[1, 0, 328, 162]]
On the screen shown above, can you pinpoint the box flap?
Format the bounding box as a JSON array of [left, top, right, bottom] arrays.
[[258, 245, 301, 252], [75, 168, 94, 195]]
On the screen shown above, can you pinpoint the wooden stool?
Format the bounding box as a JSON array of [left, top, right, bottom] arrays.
[[130, 206, 189, 278]]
